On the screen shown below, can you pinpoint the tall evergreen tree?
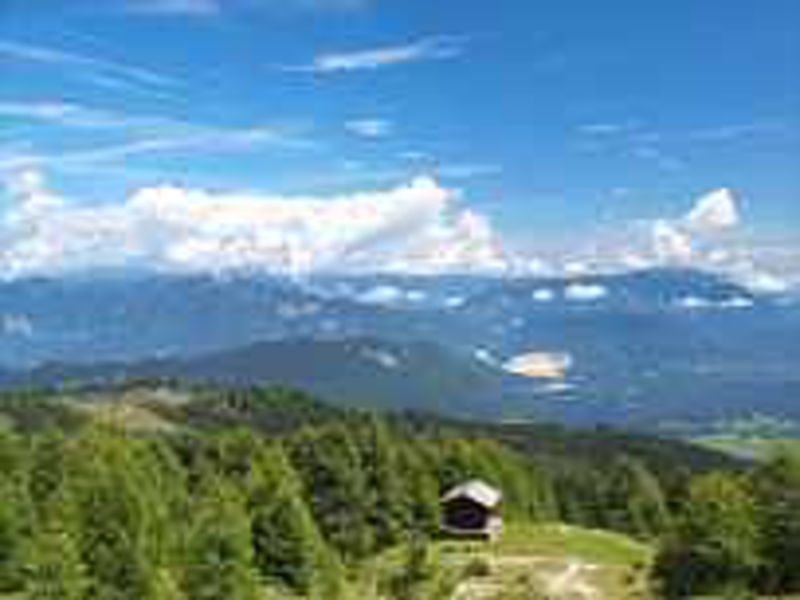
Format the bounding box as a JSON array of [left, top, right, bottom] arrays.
[[653, 472, 761, 598], [183, 477, 259, 600], [25, 500, 90, 600], [288, 424, 374, 560], [247, 443, 341, 595], [751, 448, 800, 594]]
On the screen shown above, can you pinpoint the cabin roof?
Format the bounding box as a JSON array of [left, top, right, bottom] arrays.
[[441, 479, 502, 509]]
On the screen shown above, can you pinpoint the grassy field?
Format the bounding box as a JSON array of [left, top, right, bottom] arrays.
[[692, 435, 800, 461], [349, 522, 654, 600]]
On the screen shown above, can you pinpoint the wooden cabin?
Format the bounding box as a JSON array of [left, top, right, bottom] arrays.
[[440, 479, 502, 540]]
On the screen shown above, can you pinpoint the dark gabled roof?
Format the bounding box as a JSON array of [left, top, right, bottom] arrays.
[[441, 479, 502, 508]]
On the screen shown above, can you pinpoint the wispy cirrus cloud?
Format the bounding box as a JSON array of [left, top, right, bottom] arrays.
[[0, 101, 137, 129], [685, 121, 788, 142], [281, 35, 465, 74], [631, 146, 686, 172], [0, 100, 315, 175], [575, 122, 635, 136], [0, 39, 178, 93], [124, 0, 221, 15], [122, 0, 370, 16], [0, 127, 310, 176]]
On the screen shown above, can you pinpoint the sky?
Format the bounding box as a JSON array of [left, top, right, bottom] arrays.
[[0, 0, 798, 286]]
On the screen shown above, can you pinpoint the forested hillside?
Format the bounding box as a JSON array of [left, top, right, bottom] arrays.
[[0, 382, 798, 598]]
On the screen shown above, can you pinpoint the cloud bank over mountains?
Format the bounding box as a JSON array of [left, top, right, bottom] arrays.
[[0, 169, 793, 292], [0, 172, 505, 278]]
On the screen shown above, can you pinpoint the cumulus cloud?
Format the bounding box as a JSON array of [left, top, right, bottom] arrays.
[[651, 219, 694, 263], [0, 171, 507, 278], [637, 188, 793, 293], [647, 188, 742, 265], [683, 188, 740, 234]]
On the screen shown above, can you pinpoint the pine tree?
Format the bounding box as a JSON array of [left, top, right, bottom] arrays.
[[183, 477, 259, 600], [0, 430, 29, 594], [0, 481, 26, 593], [25, 503, 90, 600], [653, 472, 761, 597], [358, 418, 409, 549], [751, 448, 800, 594], [247, 444, 339, 595], [607, 456, 671, 538], [64, 428, 172, 600], [288, 424, 374, 560]]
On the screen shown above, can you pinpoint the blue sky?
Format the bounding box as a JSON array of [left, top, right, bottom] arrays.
[[0, 0, 798, 282]]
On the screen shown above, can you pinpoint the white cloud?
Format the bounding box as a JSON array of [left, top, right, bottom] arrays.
[[0, 109, 308, 177], [0, 100, 168, 131], [675, 296, 714, 310], [682, 188, 740, 234], [444, 295, 466, 309], [503, 352, 573, 379], [360, 346, 401, 369], [1, 314, 34, 338], [687, 122, 784, 142], [720, 297, 755, 309], [356, 285, 405, 305], [405, 289, 426, 303], [123, 0, 370, 15], [576, 123, 630, 136], [564, 283, 608, 302], [647, 188, 742, 265], [563, 261, 591, 276], [532, 288, 555, 303], [632, 146, 686, 172], [345, 118, 393, 139], [0, 172, 507, 278], [283, 35, 464, 74], [5, 168, 46, 199], [474, 347, 499, 366], [125, 0, 221, 15], [735, 269, 790, 295], [651, 219, 694, 263], [675, 296, 755, 310], [0, 40, 177, 92]]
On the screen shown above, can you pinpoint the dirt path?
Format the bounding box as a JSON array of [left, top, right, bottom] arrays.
[[545, 559, 598, 599], [451, 555, 601, 600]]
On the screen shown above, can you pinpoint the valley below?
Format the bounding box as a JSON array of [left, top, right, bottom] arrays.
[[1, 268, 798, 436]]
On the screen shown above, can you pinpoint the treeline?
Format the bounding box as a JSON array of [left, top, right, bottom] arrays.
[[0, 384, 689, 599], [652, 448, 800, 598], [3, 383, 797, 598], [0, 419, 554, 599]]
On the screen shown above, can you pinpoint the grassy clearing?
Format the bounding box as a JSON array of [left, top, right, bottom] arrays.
[[354, 522, 654, 599], [486, 522, 651, 566], [693, 435, 800, 461]]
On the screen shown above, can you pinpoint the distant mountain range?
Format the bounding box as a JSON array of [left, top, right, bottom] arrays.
[[1, 268, 798, 432]]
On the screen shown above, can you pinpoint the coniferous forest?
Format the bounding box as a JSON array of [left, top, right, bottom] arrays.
[[0, 383, 798, 599]]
